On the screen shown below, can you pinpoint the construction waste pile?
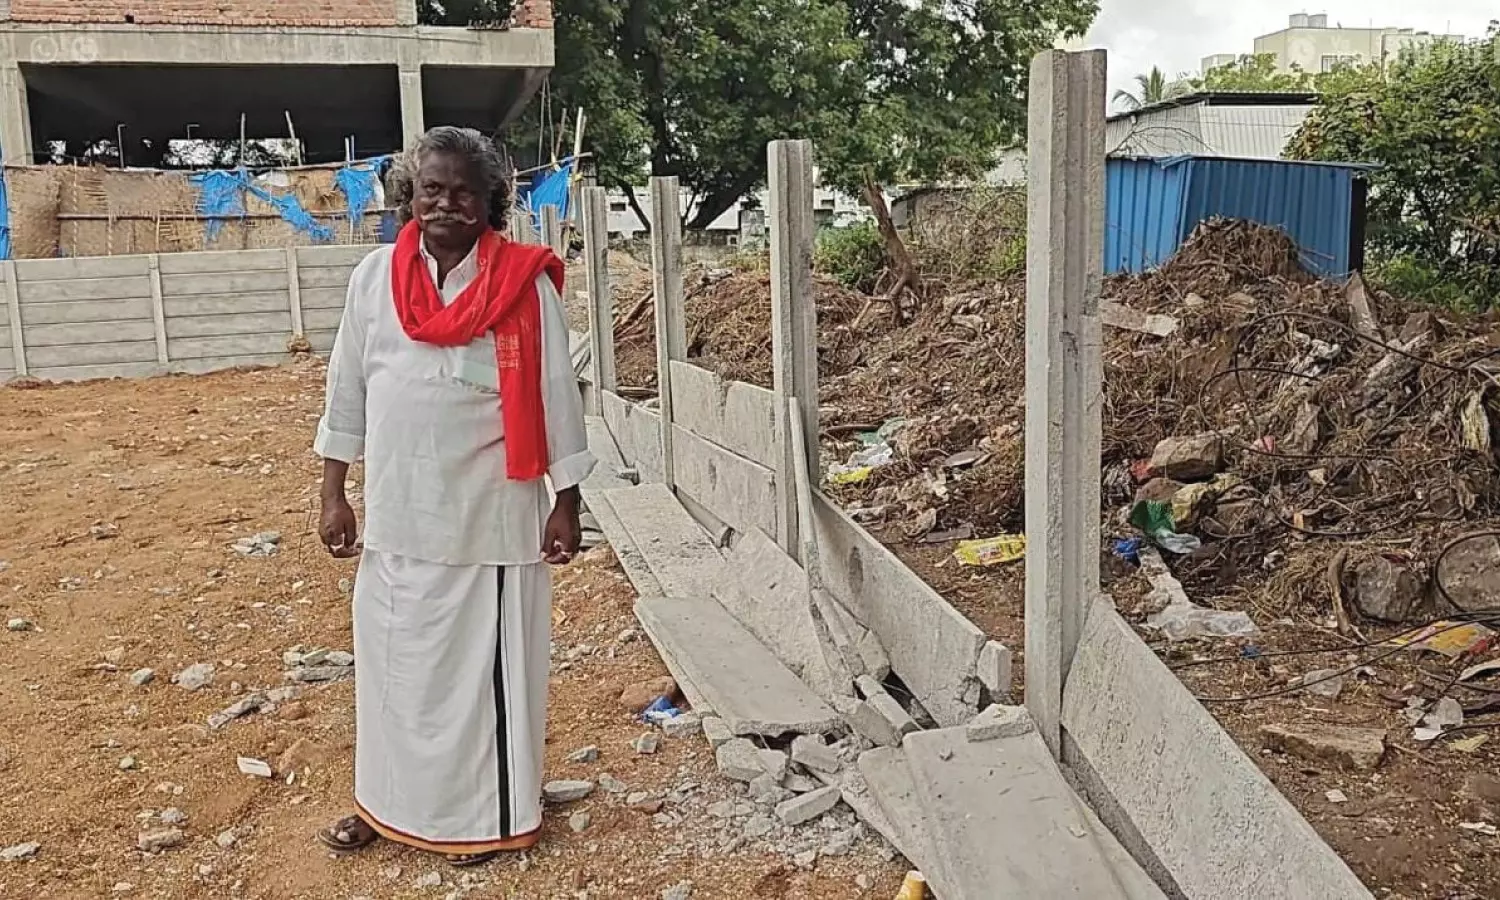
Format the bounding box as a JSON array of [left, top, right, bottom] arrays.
[[617, 219, 1500, 635]]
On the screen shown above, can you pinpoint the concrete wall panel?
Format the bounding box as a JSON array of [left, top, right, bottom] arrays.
[[668, 360, 778, 468], [1062, 602, 1373, 900], [601, 390, 664, 485], [18, 297, 151, 326], [670, 423, 777, 538], [157, 249, 285, 275], [809, 492, 986, 727], [165, 311, 294, 340]]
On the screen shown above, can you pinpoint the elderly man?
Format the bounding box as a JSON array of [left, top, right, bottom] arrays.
[[313, 126, 594, 866]]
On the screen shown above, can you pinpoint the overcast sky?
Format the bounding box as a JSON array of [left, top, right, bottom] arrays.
[[1080, 3, 1497, 102]]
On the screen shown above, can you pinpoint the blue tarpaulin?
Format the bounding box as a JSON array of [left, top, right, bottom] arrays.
[[0, 142, 10, 260], [516, 157, 576, 232], [190, 167, 335, 244], [335, 155, 391, 227]]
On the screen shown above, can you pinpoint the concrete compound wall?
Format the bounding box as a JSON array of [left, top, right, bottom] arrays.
[[0, 243, 375, 382]]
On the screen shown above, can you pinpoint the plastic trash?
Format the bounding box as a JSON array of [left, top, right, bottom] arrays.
[[1146, 601, 1259, 641], [894, 871, 928, 900], [827, 442, 895, 485], [1128, 500, 1202, 555], [640, 695, 683, 725], [953, 534, 1027, 567], [1112, 537, 1143, 564]]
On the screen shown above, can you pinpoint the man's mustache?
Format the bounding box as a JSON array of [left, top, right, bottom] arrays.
[[421, 211, 479, 226]]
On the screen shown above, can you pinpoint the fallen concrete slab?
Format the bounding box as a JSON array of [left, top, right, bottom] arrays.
[[809, 493, 985, 726], [710, 527, 854, 703], [580, 415, 633, 495], [903, 727, 1166, 899], [858, 746, 955, 899], [634, 593, 842, 737], [604, 484, 726, 598], [1063, 600, 1373, 900]]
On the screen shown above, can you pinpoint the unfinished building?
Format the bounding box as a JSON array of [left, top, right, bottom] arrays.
[[0, 0, 555, 165]]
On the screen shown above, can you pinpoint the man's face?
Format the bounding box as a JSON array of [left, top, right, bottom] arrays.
[[412, 150, 488, 250]]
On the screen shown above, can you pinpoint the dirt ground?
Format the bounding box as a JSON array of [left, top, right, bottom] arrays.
[[0, 361, 906, 900]]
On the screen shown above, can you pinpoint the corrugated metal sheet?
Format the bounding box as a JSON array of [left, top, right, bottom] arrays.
[[1105, 158, 1189, 274], [1196, 106, 1312, 159], [1105, 155, 1366, 277], [1107, 101, 1313, 161]]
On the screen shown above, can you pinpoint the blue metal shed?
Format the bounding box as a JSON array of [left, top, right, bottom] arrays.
[[1104, 155, 1371, 277]]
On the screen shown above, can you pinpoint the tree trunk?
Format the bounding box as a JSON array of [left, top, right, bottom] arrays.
[[862, 170, 916, 299], [620, 182, 651, 235], [685, 172, 761, 230]]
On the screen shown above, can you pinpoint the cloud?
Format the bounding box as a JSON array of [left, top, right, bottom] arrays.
[[1080, 3, 1496, 102]]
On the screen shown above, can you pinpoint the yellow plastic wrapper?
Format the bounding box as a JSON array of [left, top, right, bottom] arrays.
[[894, 871, 928, 900], [953, 534, 1027, 566], [828, 466, 875, 485]]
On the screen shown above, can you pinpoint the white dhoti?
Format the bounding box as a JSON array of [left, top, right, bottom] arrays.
[[352, 549, 551, 853]]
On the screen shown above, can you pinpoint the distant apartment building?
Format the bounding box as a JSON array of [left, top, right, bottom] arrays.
[[1203, 13, 1465, 75], [0, 0, 555, 165]]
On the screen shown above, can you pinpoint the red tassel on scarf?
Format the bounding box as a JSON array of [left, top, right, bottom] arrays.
[[390, 220, 564, 481]]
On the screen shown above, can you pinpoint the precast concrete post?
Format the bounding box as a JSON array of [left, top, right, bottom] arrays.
[[1023, 49, 1107, 758]]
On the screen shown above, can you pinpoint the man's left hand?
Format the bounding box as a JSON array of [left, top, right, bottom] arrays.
[[543, 488, 583, 565]]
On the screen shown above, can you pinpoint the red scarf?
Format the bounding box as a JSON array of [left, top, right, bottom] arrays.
[[390, 220, 564, 481]]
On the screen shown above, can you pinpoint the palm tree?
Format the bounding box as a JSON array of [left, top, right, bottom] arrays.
[[1113, 67, 1190, 112]]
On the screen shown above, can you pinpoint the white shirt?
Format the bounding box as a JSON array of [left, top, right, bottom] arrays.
[[314, 240, 596, 567]]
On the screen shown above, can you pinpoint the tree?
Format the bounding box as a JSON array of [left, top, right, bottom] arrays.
[[487, 0, 1095, 241], [1113, 67, 1191, 112], [1198, 53, 1313, 92], [1288, 34, 1500, 303]]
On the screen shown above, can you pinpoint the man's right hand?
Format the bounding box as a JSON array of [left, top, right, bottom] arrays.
[[319, 495, 361, 559]]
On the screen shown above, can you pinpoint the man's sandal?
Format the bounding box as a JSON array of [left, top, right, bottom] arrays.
[[317, 815, 379, 855]]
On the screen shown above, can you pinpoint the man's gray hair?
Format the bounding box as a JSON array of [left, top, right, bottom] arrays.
[[386, 126, 513, 230]]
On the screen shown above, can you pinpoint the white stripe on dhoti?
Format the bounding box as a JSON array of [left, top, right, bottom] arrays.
[[352, 549, 551, 851]]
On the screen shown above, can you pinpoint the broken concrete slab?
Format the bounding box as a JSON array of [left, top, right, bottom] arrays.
[[1149, 433, 1223, 481], [858, 746, 955, 899], [977, 641, 1014, 699], [716, 739, 766, 783], [855, 631, 891, 681], [965, 705, 1033, 742], [1063, 600, 1373, 900], [855, 675, 918, 737], [1259, 723, 1386, 772], [580, 415, 633, 495], [903, 727, 1165, 899], [833, 696, 901, 748], [809, 493, 985, 726], [710, 527, 854, 703], [634, 593, 841, 737], [775, 786, 841, 826], [606, 485, 726, 597], [701, 717, 734, 750], [790, 734, 841, 775]]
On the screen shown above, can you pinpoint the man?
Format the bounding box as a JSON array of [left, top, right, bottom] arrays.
[[313, 126, 595, 866]]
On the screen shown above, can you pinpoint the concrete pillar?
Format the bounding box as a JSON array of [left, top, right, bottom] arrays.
[[541, 204, 564, 257], [0, 58, 34, 165], [1022, 49, 1107, 759], [398, 64, 424, 151], [768, 139, 818, 557], [649, 176, 686, 491], [395, 0, 418, 26], [581, 186, 616, 413]]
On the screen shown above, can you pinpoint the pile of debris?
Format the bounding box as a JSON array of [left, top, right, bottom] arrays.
[[582, 466, 1159, 894], [613, 269, 871, 390], [639, 219, 1500, 630]]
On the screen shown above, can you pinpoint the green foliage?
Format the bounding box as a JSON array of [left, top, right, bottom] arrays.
[[1196, 54, 1314, 92], [815, 221, 886, 291], [1113, 67, 1192, 111], [1288, 37, 1500, 304], [491, 0, 1096, 228], [1371, 255, 1495, 311], [417, 0, 512, 26]]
